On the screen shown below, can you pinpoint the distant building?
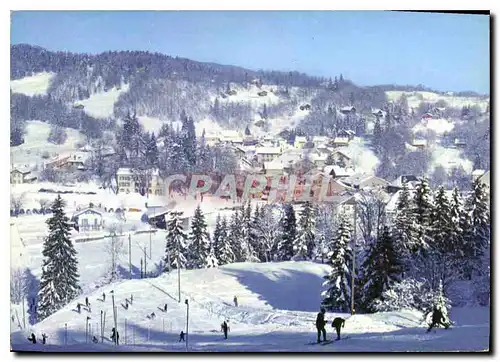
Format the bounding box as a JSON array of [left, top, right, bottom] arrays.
[[340, 106, 356, 115], [71, 208, 103, 233], [412, 139, 427, 149], [255, 147, 282, 164], [10, 166, 37, 184], [294, 136, 307, 149]]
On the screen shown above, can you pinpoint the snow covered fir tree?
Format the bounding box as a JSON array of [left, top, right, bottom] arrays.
[[37, 195, 80, 321], [187, 205, 211, 269], [164, 211, 188, 271]]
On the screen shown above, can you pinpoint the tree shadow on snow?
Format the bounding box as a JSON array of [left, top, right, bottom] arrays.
[[222, 267, 325, 312]]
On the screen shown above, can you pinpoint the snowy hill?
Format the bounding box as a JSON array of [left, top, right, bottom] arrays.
[[386, 90, 489, 112], [10, 72, 54, 96], [11, 262, 489, 352], [75, 84, 129, 119]]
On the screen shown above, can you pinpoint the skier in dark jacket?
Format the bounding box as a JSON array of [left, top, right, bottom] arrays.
[[27, 333, 37, 344], [179, 331, 185, 342], [221, 321, 229, 339], [77, 303, 81, 313], [111, 327, 120, 345], [102, 292, 106, 301], [85, 297, 89, 307], [164, 303, 168, 312], [315, 308, 327, 343], [332, 317, 345, 340], [427, 306, 450, 332], [233, 296, 238, 307], [41, 333, 47, 344]]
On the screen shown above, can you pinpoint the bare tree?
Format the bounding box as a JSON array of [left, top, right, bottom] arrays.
[[38, 199, 50, 214], [10, 268, 24, 304], [356, 190, 389, 245], [11, 193, 26, 215], [105, 223, 125, 282]]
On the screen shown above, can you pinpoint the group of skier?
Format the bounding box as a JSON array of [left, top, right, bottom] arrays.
[[315, 308, 346, 343]]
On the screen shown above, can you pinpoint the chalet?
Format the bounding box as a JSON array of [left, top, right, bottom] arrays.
[[243, 138, 259, 146], [337, 129, 356, 141], [71, 208, 103, 232], [332, 137, 350, 147], [263, 161, 285, 176], [204, 134, 220, 147], [329, 150, 352, 167], [255, 147, 282, 164], [312, 136, 330, 146], [454, 138, 467, 148], [342, 174, 389, 191], [372, 109, 385, 118], [323, 165, 353, 178], [220, 130, 244, 144], [309, 152, 328, 168], [412, 139, 427, 149], [44, 154, 72, 169], [60, 152, 89, 172], [340, 106, 356, 115], [387, 175, 420, 193], [10, 166, 37, 184], [257, 91, 268, 97], [233, 146, 246, 160], [294, 136, 307, 149]]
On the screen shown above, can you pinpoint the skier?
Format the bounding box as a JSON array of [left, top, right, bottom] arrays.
[[427, 306, 450, 332], [164, 303, 168, 312], [111, 327, 120, 345], [27, 333, 37, 344], [85, 297, 89, 307], [315, 307, 327, 343], [233, 296, 238, 307], [179, 331, 185, 342], [92, 336, 99, 343], [102, 292, 106, 301], [41, 333, 47, 344], [130, 294, 133, 304], [331, 317, 345, 340], [221, 320, 229, 339], [77, 303, 81, 313]]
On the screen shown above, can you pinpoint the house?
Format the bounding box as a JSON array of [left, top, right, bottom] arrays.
[[372, 109, 386, 118], [220, 130, 243, 144], [454, 138, 467, 148], [255, 147, 282, 164], [263, 161, 285, 176], [329, 150, 351, 167], [44, 154, 72, 169], [337, 129, 356, 141], [312, 136, 330, 146], [294, 136, 307, 149], [478, 170, 490, 196], [387, 175, 420, 193], [340, 106, 356, 115], [204, 134, 220, 147], [412, 139, 427, 149], [341, 174, 389, 191], [324, 165, 353, 179], [117, 168, 136, 194], [257, 91, 268, 97], [10, 166, 37, 184], [60, 152, 90, 172], [332, 137, 350, 147], [233, 146, 246, 160], [71, 208, 103, 232], [472, 169, 486, 180]]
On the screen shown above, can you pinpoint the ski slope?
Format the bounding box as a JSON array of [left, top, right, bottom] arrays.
[[10, 262, 489, 352], [386, 91, 489, 112], [75, 84, 129, 119], [10, 72, 54, 96]]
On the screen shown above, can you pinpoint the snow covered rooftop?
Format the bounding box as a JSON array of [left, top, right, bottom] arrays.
[[256, 147, 282, 155], [295, 136, 307, 143], [472, 169, 486, 177], [117, 168, 133, 175]]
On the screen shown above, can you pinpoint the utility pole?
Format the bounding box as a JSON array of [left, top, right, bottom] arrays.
[[140, 259, 143, 279], [129, 234, 132, 278], [111, 290, 118, 345], [22, 297, 26, 329], [178, 239, 181, 303], [185, 299, 189, 351], [351, 199, 357, 316], [144, 247, 147, 278]]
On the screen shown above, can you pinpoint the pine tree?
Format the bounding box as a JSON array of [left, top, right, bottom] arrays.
[[361, 226, 403, 311], [180, 111, 197, 167], [393, 181, 416, 257], [413, 177, 433, 252], [229, 209, 244, 262], [321, 213, 352, 312], [293, 201, 315, 260], [145, 132, 159, 168], [187, 206, 211, 269], [37, 195, 80, 320], [213, 215, 234, 265], [164, 211, 188, 271], [464, 178, 490, 277], [278, 204, 296, 261]]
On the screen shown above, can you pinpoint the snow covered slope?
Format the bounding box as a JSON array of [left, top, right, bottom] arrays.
[[10, 72, 54, 96], [11, 262, 489, 352], [386, 91, 489, 112], [10, 121, 86, 166], [75, 84, 129, 119]]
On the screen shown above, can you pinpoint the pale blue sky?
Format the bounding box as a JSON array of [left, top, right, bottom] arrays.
[[11, 11, 490, 93]]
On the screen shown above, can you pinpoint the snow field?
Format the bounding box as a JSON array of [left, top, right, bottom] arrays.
[[11, 261, 490, 352], [10, 72, 55, 96], [386, 91, 489, 112], [76, 84, 130, 119]]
